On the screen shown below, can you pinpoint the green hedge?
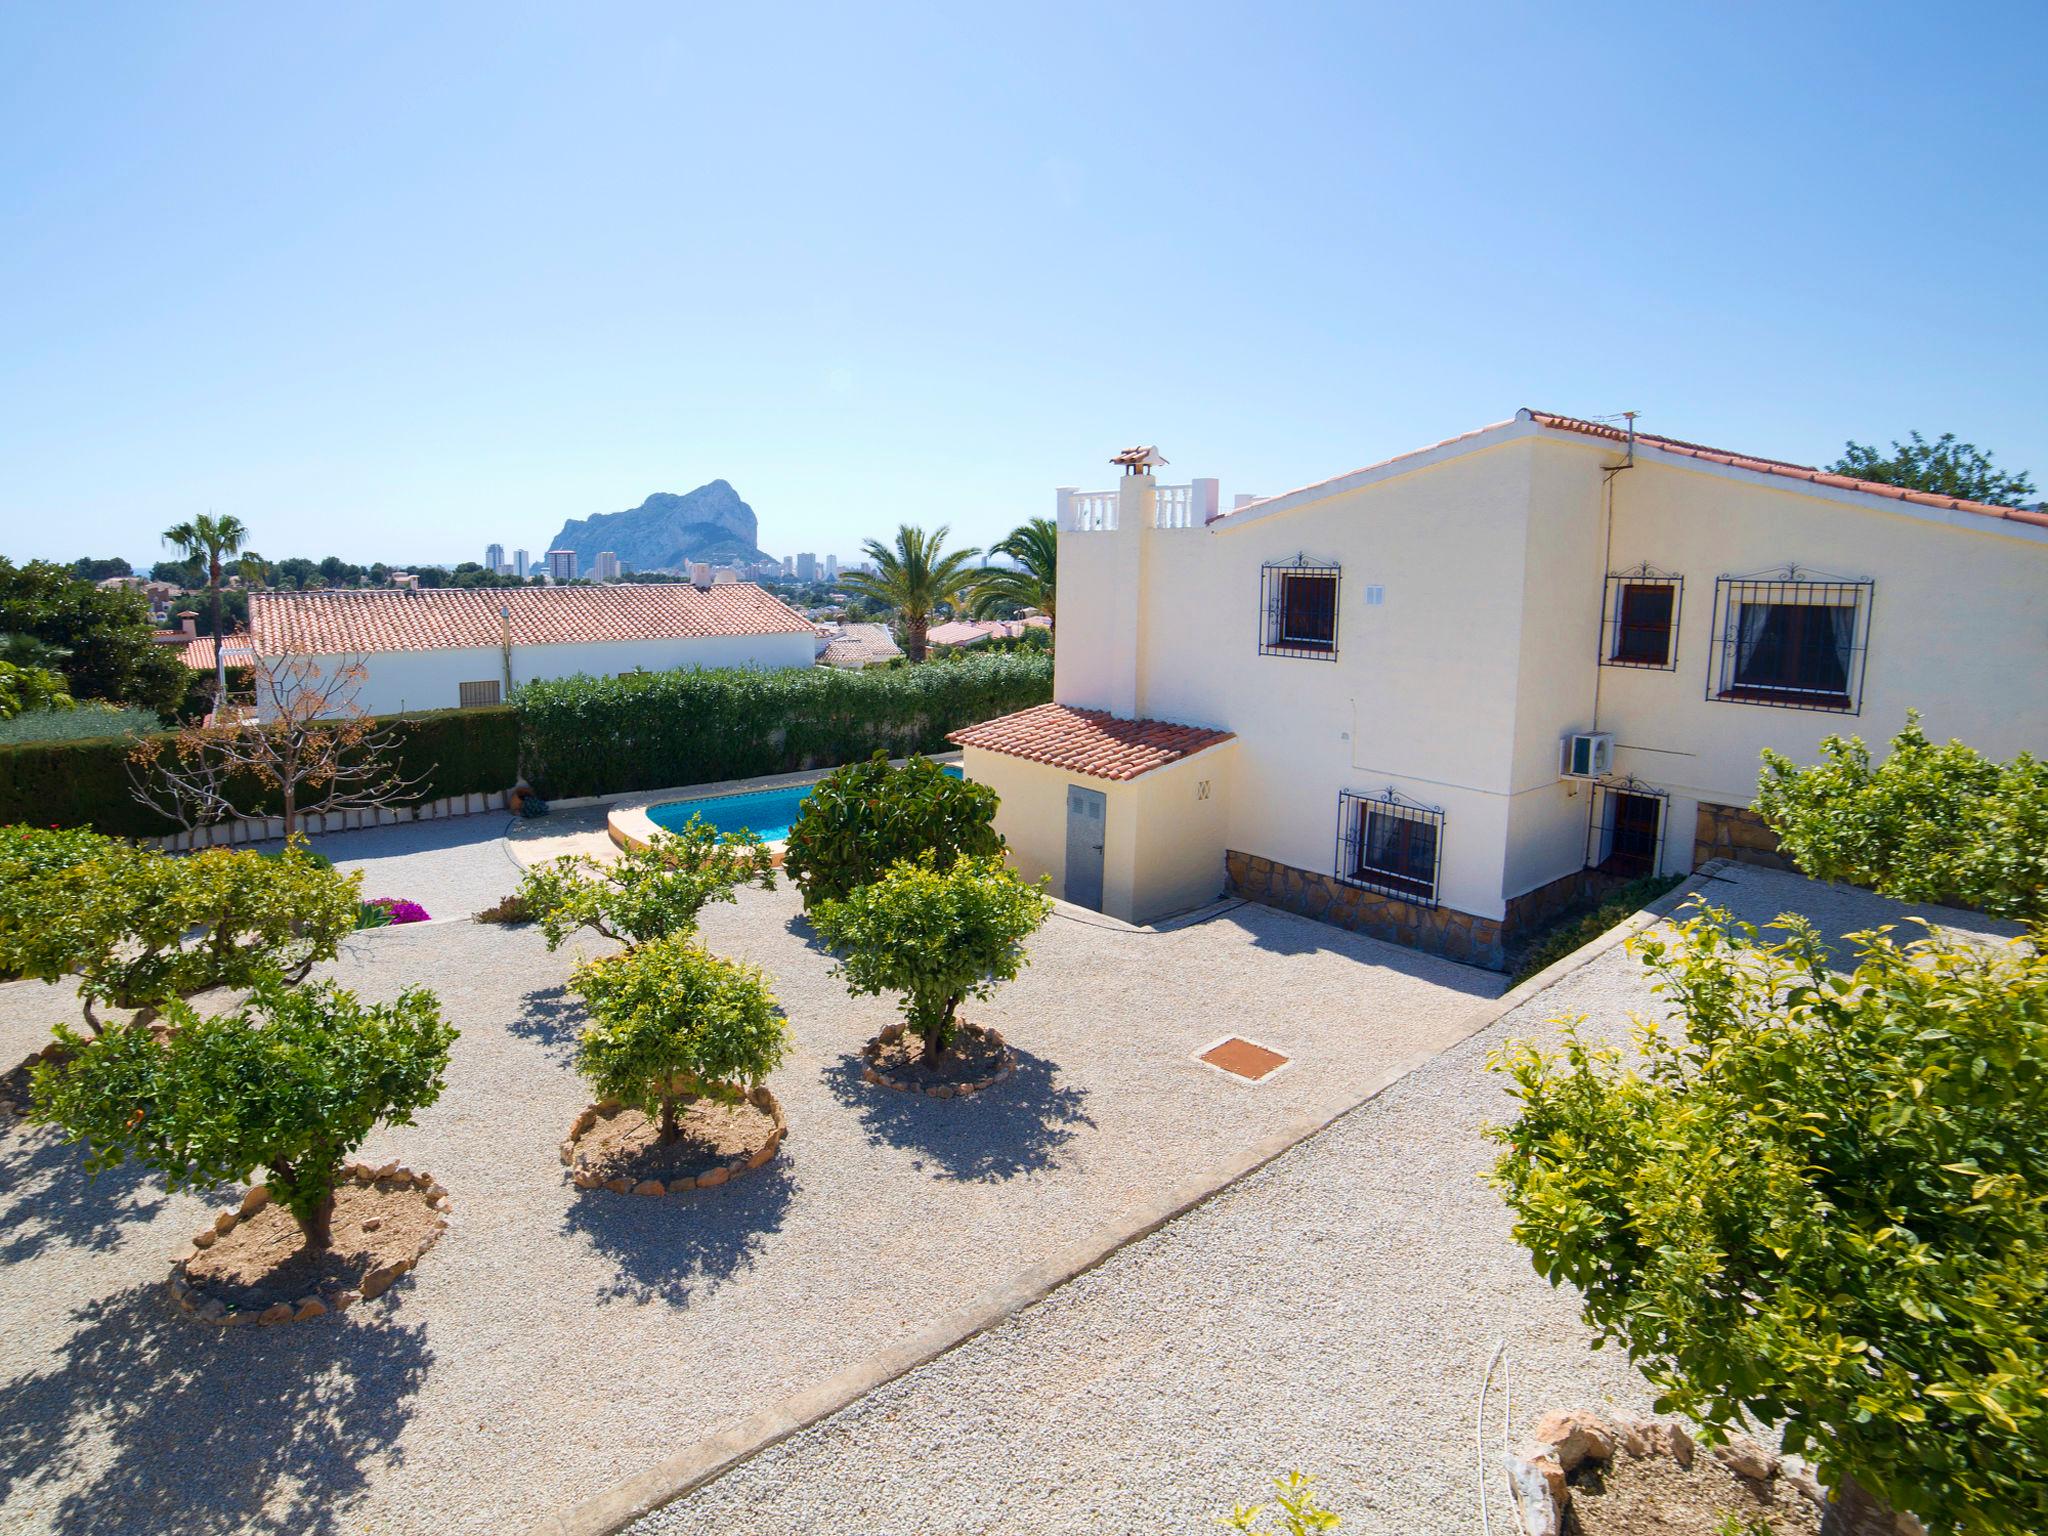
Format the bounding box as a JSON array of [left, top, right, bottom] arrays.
[[0, 705, 520, 838], [518, 653, 1053, 799]]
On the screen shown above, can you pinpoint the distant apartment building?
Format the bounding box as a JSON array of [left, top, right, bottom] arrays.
[[546, 549, 578, 581], [593, 550, 621, 583], [781, 555, 795, 579], [824, 553, 839, 581], [485, 542, 505, 571], [796, 552, 818, 583], [514, 549, 530, 579]]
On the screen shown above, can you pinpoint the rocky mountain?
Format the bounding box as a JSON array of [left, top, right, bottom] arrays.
[[543, 482, 774, 573]]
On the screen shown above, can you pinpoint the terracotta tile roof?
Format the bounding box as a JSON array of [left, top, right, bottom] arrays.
[[949, 703, 1233, 782], [245, 583, 816, 655], [175, 635, 258, 670], [815, 622, 903, 668], [1526, 410, 2048, 529]]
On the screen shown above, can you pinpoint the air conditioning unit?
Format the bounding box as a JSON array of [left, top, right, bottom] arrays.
[[1559, 731, 1614, 780]]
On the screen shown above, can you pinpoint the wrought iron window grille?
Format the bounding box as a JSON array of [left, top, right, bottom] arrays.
[[1584, 776, 1668, 877], [1335, 787, 1443, 906], [1600, 564, 1683, 670], [1260, 555, 1341, 660], [1706, 565, 1873, 714]]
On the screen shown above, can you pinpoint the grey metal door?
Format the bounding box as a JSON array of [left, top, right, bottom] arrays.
[[1064, 784, 1106, 911]]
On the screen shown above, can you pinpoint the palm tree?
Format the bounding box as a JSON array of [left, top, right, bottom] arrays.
[[970, 516, 1056, 630], [162, 512, 250, 706], [843, 524, 983, 663]]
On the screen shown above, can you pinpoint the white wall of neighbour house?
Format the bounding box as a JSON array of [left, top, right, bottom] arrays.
[[265, 630, 816, 716], [1526, 436, 2048, 880], [1054, 446, 1541, 922]]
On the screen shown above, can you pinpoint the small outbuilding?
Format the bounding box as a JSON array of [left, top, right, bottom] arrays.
[[950, 702, 1236, 925]]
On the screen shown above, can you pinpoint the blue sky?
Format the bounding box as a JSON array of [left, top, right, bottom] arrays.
[[3, 2, 2043, 569]]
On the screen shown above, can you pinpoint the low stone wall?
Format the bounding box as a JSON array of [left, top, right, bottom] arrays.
[[152, 789, 512, 851], [1503, 865, 1627, 934], [1225, 851, 1506, 968], [1692, 800, 1792, 871]]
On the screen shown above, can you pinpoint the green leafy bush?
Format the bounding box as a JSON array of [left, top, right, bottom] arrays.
[[0, 831, 361, 1029], [1755, 711, 2048, 919], [569, 932, 787, 1139], [1489, 903, 2048, 1536], [515, 651, 1051, 800], [782, 752, 1002, 908], [811, 855, 1048, 1066], [31, 979, 455, 1250], [517, 816, 775, 949], [0, 702, 164, 746], [0, 702, 518, 838], [1222, 1471, 1343, 1534], [474, 892, 534, 925], [0, 659, 73, 718], [1507, 872, 1682, 986]]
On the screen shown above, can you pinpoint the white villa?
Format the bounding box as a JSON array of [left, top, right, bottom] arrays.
[[954, 409, 2048, 964], [209, 582, 816, 716]]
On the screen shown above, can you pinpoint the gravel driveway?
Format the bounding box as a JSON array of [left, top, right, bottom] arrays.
[[0, 820, 1505, 1536], [627, 864, 2023, 1536]]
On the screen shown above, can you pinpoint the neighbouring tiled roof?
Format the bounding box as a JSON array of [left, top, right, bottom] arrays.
[[949, 703, 1233, 782], [927, 617, 1052, 647], [1527, 411, 2048, 529], [815, 622, 903, 667], [176, 636, 259, 670], [244, 583, 816, 655]]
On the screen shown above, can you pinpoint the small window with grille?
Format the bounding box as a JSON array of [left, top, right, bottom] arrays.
[[1336, 789, 1442, 905], [1601, 567, 1682, 669], [1707, 569, 1872, 712], [458, 680, 501, 709], [1586, 781, 1667, 877], [1260, 559, 1340, 659]]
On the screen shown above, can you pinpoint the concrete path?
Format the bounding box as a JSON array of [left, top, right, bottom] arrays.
[[624, 864, 2022, 1536]]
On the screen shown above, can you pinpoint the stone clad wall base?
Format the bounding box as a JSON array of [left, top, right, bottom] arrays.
[[153, 790, 511, 851], [1225, 851, 1507, 969], [1692, 801, 1791, 872]]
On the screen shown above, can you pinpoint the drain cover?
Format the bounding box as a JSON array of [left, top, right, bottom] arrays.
[[1196, 1035, 1292, 1083]]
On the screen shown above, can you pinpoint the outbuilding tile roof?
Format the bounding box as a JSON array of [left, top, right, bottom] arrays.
[[244, 583, 815, 655], [949, 703, 1233, 782]]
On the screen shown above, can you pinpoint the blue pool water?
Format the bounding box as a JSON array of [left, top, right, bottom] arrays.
[[646, 765, 962, 843]]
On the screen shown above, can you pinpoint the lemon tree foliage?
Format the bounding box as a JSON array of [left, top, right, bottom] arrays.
[[31, 980, 454, 1250], [1489, 903, 2048, 1536], [1755, 712, 2048, 920], [516, 816, 776, 950], [811, 855, 1048, 1067], [570, 933, 787, 1141], [781, 752, 1002, 909], [1221, 1471, 1343, 1535], [0, 830, 361, 1030]]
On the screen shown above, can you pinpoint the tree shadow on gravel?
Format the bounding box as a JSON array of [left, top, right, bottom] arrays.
[[822, 1048, 1094, 1182], [0, 1281, 432, 1536], [507, 984, 586, 1062], [560, 1160, 797, 1308], [781, 909, 832, 955], [0, 1124, 167, 1266]]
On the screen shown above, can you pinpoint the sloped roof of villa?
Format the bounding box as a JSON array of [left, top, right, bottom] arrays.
[[1213, 408, 2048, 532], [175, 635, 260, 671], [815, 621, 903, 667], [243, 583, 815, 655], [949, 703, 1234, 782]]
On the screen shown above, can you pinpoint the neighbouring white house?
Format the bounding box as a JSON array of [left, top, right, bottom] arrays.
[[200, 582, 817, 717], [953, 411, 2048, 961]]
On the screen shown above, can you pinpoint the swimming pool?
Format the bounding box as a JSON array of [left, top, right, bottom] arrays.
[[645, 765, 963, 843]]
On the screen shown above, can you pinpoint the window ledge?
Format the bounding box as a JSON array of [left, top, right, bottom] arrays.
[[1716, 686, 1853, 710]]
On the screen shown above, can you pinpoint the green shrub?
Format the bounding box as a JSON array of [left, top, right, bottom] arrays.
[[569, 932, 787, 1139], [0, 702, 518, 837], [0, 702, 164, 746], [474, 892, 534, 925], [517, 816, 775, 949], [515, 651, 1051, 799], [1755, 711, 2048, 919], [782, 752, 1002, 909], [31, 978, 455, 1250], [1222, 1471, 1342, 1534], [1507, 872, 1682, 986], [1489, 903, 2048, 1536], [811, 855, 1048, 1066], [0, 832, 361, 1029]]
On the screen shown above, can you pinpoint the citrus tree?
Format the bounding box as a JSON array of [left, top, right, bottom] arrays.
[[31, 979, 454, 1250], [782, 752, 1002, 909], [1754, 712, 2048, 920], [517, 816, 776, 950], [569, 932, 787, 1140], [811, 855, 1048, 1067], [1489, 903, 2048, 1536], [0, 831, 361, 1032]]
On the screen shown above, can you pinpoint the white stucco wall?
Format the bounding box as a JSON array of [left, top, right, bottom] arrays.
[[264, 630, 816, 717]]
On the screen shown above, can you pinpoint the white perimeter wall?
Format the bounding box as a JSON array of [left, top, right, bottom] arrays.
[[265, 630, 816, 717]]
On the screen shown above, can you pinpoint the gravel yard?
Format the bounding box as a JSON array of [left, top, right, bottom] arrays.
[[0, 818, 1505, 1536], [628, 863, 2024, 1536]]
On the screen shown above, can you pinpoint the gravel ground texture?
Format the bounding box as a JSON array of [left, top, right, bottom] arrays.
[[303, 810, 534, 921], [0, 818, 1507, 1536], [628, 863, 2024, 1536]]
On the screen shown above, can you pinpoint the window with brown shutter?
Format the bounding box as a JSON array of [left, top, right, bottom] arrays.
[[458, 680, 501, 709]]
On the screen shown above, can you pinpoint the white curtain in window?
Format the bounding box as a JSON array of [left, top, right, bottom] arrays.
[[1828, 604, 1856, 679], [1734, 602, 1770, 673]]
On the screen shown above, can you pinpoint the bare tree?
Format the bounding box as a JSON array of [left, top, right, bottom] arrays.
[[130, 654, 425, 838]]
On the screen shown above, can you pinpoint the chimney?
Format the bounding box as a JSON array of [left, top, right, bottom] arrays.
[[177, 610, 198, 637]]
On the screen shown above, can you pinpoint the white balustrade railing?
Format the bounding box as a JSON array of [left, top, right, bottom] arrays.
[[1069, 490, 1118, 531], [1154, 484, 1193, 528]]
